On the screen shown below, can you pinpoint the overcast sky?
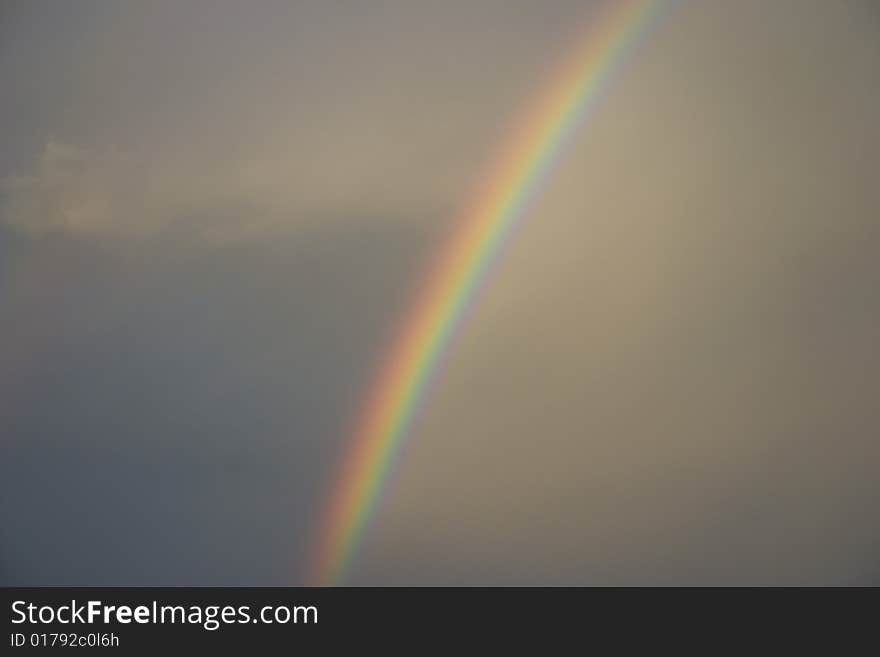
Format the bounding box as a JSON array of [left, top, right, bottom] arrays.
[[2, 0, 879, 585]]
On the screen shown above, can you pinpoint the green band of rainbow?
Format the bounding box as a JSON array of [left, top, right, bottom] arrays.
[[310, 0, 665, 586]]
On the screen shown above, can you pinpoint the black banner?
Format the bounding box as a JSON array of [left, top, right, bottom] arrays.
[[1, 587, 872, 651]]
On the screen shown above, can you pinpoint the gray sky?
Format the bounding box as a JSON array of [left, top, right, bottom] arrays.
[[1, 0, 879, 585]]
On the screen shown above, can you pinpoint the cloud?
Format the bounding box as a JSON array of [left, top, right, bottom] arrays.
[[0, 214, 436, 585], [2, 141, 127, 236], [0, 130, 466, 244], [0, 141, 292, 242]]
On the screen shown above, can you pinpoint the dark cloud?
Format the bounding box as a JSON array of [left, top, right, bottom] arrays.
[[0, 219, 436, 584]]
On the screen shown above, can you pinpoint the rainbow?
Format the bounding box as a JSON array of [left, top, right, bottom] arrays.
[[310, 0, 665, 585]]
